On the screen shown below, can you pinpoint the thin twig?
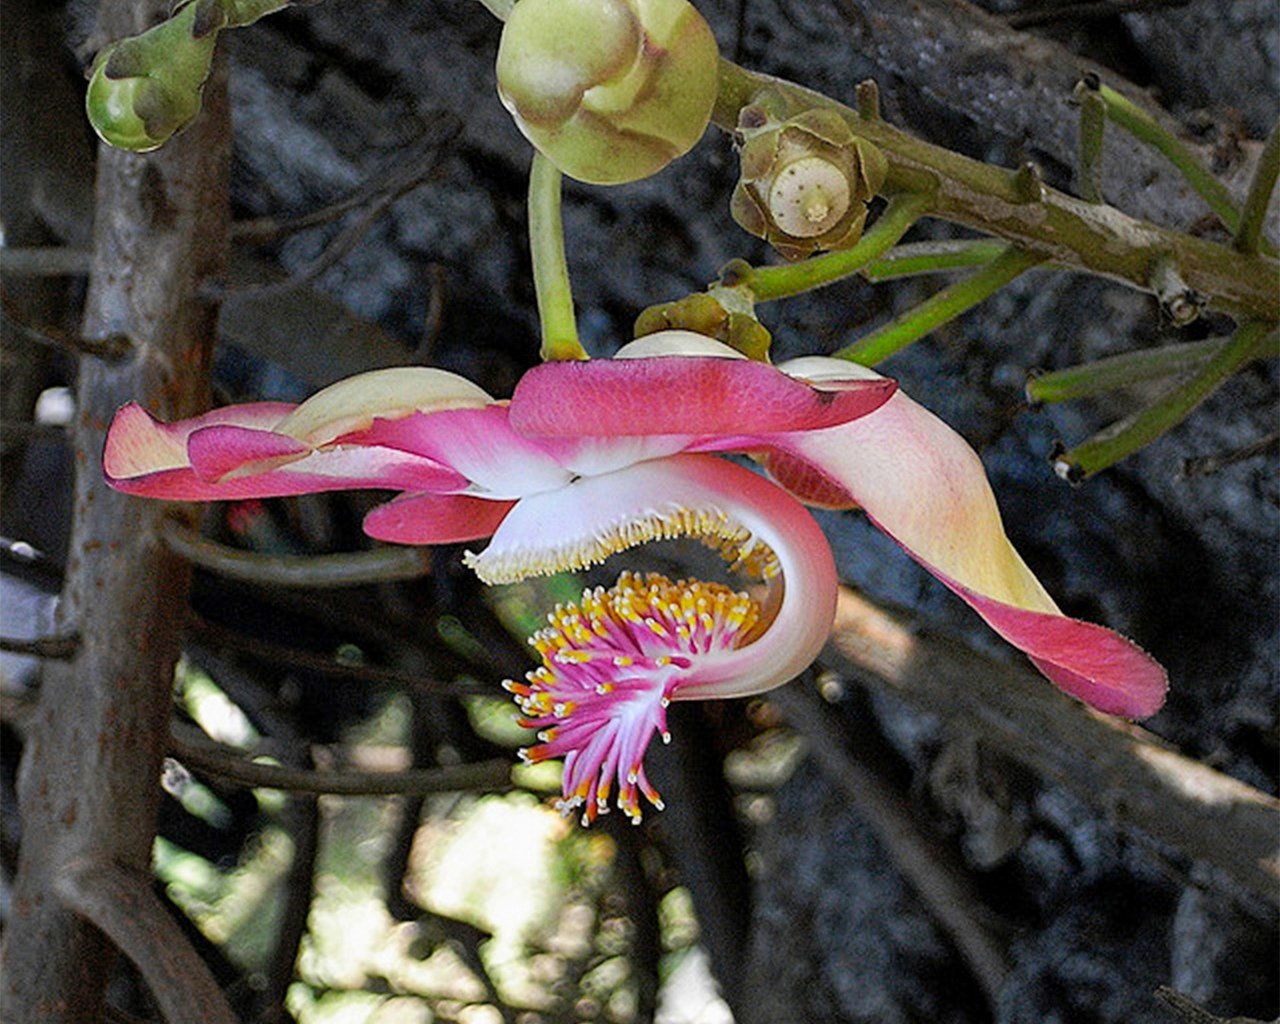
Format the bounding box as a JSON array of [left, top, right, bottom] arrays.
[[188, 614, 487, 697], [1180, 432, 1280, 478], [55, 859, 239, 1024], [162, 519, 433, 588], [768, 682, 1010, 1006], [2, 294, 132, 361], [0, 632, 80, 659], [0, 246, 93, 276], [169, 724, 512, 795], [225, 118, 461, 300], [820, 586, 1280, 909], [1234, 120, 1280, 255], [1154, 986, 1270, 1024]]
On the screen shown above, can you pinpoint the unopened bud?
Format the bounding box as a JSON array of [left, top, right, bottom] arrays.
[[86, 0, 224, 152], [496, 0, 720, 184], [731, 106, 888, 259], [86, 0, 290, 152]]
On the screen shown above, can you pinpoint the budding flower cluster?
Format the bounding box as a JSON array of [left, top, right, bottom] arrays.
[[496, 0, 720, 184], [731, 104, 888, 259]]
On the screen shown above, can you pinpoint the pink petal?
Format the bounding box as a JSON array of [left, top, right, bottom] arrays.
[[937, 574, 1167, 718], [337, 406, 571, 498], [771, 357, 1167, 718], [188, 425, 310, 481], [104, 402, 468, 501], [104, 402, 295, 485], [363, 492, 515, 545], [509, 353, 895, 439]]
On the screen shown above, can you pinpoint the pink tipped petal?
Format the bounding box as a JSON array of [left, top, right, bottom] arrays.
[[363, 492, 515, 545], [103, 401, 296, 488], [772, 356, 1167, 717], [188, 425, 310, 482], [509, 334, 895, 441], [104, 402, 469, 501], [939, 576, 1168, 718]]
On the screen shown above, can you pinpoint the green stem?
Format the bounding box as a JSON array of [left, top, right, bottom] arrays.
[[711, 60, 1279, 321], [742, 192, 934, 302], [1053, 321, 1278, 481], [1234, 120, 1280, 255], [836, 245, 1044, 364], [1026, 337, 1226, 405], [1095, 82, 1241, 233], [1075, 81, 1106, 204], [860, 239, 1007, 281], [528, 152, 586, 361]]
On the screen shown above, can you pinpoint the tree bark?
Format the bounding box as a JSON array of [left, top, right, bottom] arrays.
[[0, 1, 232, 1017]]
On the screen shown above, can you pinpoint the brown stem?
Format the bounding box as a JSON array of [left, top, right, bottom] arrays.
[[0, 8, 232, 1017], [54, 860, 238, 1024], [162, 518, 432, 587], [169, 724, 513, 796], [0, 632, 79, 659]]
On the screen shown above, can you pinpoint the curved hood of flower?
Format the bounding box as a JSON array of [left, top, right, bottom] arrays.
[[507, 337, 1168, 719]]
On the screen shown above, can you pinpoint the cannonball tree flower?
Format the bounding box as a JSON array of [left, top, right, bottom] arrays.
[[103, 331, 1167, 822]]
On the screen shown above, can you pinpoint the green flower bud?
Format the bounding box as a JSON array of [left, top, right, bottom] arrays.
[[634, 289, 772, 361], [496, 0, 720, 185], [730, 105, 888, 260], [86, 0, 226, 152]]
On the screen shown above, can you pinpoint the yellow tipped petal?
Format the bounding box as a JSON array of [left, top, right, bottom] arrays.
[[277, 366, 493, 445]]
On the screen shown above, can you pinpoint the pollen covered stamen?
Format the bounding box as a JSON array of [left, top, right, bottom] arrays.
[[465, 502, 780, 585], [505, 571, 761, 824]]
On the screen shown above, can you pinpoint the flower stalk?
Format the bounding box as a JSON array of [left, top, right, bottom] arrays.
[[731, 191, 934, 302], [1091, 78, 1243, 236], [528, 152, 587, 361], [1074, 78, 1106, 204], [835, 245, 1046, 365], [860, 239, 1008, 281], [1234, 121, 1280, 256], [1052, 321, 1279, 481], [1025, 337, 1225, 405]]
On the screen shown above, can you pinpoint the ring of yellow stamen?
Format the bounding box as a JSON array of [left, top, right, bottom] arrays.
[[465, 501, 780, 585]]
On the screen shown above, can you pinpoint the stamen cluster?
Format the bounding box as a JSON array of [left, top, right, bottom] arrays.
[[506, 572, 760, 824]]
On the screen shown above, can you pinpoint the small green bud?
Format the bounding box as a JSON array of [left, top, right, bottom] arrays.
[[730, 105, 888, 260], [86, 0, 226, 152], [634, 289, 772, 361], [496, 0, 720, 185]]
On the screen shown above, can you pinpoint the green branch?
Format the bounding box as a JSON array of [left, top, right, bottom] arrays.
[[1074, 80, 1106, 204], [860, 239, 1007, 281], [1052, 322, 1279, 481], [528, 152, 587, 360], [1093, 81, 1241, 234], [1235, 121, 1280, 255], [712, 60, 1279, 322], [1025, 337, 1225, 405], [836, 245, 1045, 365]]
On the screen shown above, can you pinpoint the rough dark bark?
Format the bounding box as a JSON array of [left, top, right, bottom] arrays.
[[0, 2, 233, 1017]]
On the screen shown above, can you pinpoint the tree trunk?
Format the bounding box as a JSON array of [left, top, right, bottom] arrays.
[[0, 2, 232, 1017]]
